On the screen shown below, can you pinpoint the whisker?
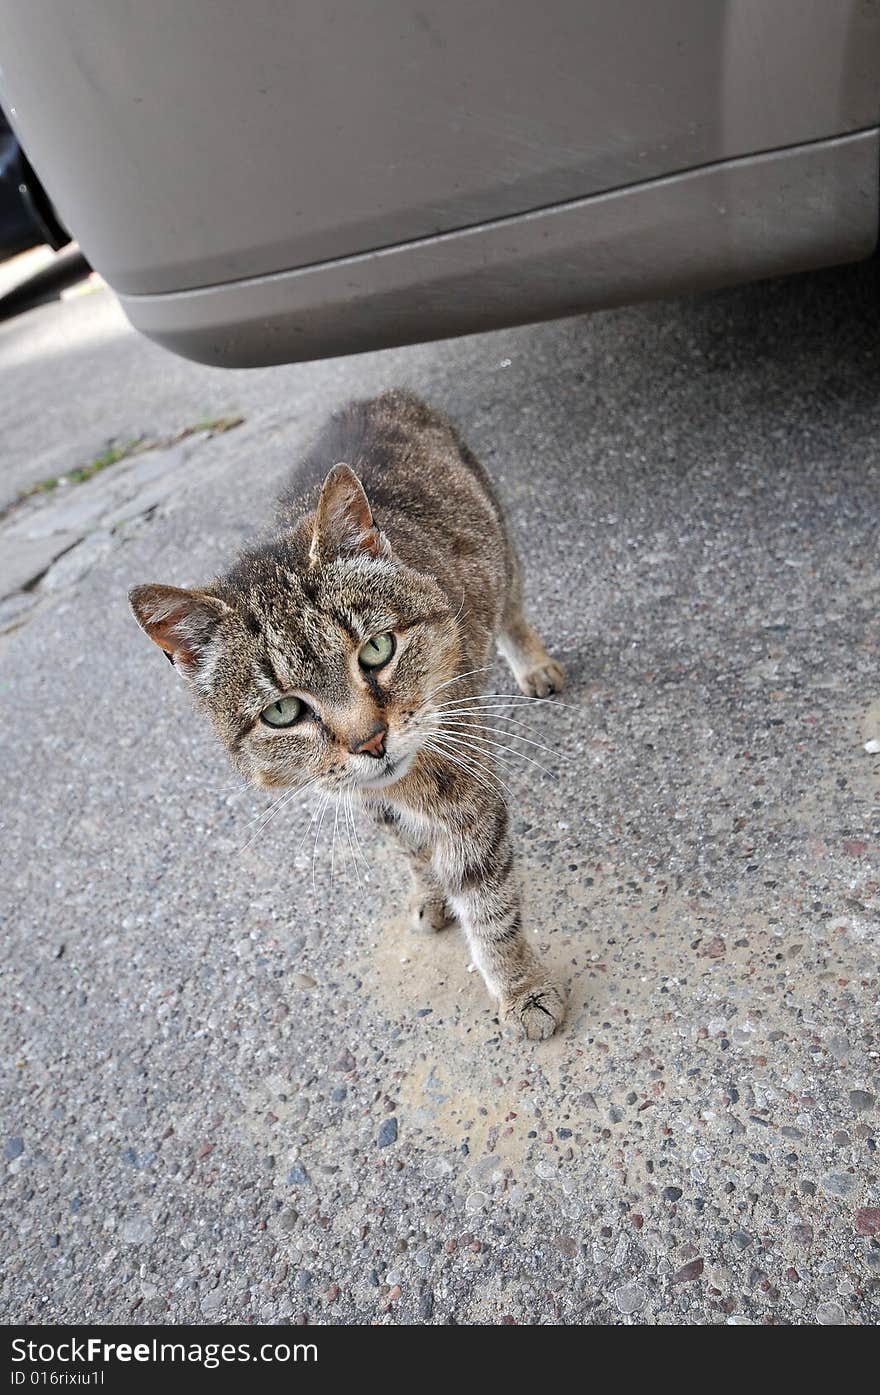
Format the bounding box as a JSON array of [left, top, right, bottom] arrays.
[[297, 790, 328, 856], [431, 725, 553, 779], [439, 743, 513, 801], [311, 793, 332, 898], [434, 716, 560, 758], [241, 785, 321, 850], [435, 727, 555, 779], [330, 798, 340, 891], [342, 794, 363, 887], [242, 790, 290, 830], [449, 591, 469, 629], [430, 701, 577, 728], [346, 794, 371, 882], [420, 665, 494, 704], [241, 775, 320, 830], [432, 692, 579, 712], [439, 707, 569, 743], [433, 731, 524, 778], [421, 739, 497, 796], [206, 781, 253, 802], [238, 778, 320, 855], [434, 703, 569, 720], [421, 737, 511, 801]]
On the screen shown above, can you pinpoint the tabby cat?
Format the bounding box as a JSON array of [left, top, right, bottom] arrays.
[[130, 390, 566, 1039]]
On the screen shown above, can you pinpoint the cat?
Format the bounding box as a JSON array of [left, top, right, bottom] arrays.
[[130, 389, 566, 1039]]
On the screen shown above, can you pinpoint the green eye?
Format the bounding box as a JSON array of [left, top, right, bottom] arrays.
[[358, 632, 396, 671], [260, 695, 303, 728]]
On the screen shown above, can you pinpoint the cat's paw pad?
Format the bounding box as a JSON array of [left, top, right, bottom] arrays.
[[411, 895, 455, 933], [517, 659, 565, 698], [501, 982, 566, 1041]]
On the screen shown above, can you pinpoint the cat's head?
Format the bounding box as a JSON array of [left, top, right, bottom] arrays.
[[129, 465, 460, 792]]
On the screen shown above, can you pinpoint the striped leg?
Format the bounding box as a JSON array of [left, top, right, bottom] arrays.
[[375, 805, 454, 932], [407, 844, 454, 932], [440, 801, 565, 1040]]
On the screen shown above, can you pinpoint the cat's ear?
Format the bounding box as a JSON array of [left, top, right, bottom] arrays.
[[129, 583, 231, 679], [309, 463, 390, 565]]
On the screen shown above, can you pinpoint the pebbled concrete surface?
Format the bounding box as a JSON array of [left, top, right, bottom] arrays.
[[1, 261, 879, 1326]]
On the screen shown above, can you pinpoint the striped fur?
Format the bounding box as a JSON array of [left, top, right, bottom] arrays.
[[130, 390, 565, 1039]]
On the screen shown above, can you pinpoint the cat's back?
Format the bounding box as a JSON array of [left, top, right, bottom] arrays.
[[276, 389, 512, 601], [278, 389, 502, 532]]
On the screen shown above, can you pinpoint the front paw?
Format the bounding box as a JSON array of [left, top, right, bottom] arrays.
[[518, 659, 565, 698], [500, 981, 566, 1040], [411, 894, 455, 933]]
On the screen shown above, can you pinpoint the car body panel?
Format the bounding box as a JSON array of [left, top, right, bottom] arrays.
[[0, 0, 877, 363], [118, 131, 880, 366]]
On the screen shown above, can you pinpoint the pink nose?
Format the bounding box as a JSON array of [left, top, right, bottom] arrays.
[[350, 722, 387, 759]]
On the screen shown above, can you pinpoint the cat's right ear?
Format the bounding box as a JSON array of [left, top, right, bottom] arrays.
[[129, 584, 231, 681]]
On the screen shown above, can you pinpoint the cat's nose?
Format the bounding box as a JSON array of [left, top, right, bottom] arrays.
[[349, 721, 388, 759]]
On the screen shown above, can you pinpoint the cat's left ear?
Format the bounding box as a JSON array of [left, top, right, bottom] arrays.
[[309, 464, 390, 565]]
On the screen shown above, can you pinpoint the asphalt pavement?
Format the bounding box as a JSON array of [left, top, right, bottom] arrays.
[[1, 259, 878, 1325]]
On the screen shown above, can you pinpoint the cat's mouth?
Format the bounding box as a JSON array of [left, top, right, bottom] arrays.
[[352, 748, 415, 790]]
